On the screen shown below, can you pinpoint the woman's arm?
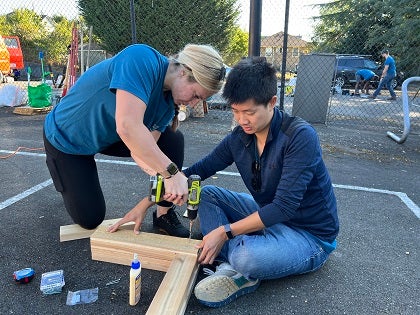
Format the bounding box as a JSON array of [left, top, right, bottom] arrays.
[[115, 89, 188, 204]]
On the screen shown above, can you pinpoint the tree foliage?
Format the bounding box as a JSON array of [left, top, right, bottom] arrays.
[[78, 0, 239, 57], [222, 26, 248, 66], [312, 0, 419, 76], [0, 9, 45, 63], [0, 9, 76, 65]]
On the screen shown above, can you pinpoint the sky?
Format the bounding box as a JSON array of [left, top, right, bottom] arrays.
[[2, 0, 331, 41], [237, 0, 331, 40]]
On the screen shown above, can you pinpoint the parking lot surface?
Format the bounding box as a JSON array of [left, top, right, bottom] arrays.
[[0, 106, 419, 315]]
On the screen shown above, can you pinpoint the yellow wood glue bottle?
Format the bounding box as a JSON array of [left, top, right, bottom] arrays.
[[129, 253, 141, 306]]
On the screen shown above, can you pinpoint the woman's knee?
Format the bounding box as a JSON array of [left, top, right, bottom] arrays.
[[63, 194, 106, 229], [72, 211, 105, 230]]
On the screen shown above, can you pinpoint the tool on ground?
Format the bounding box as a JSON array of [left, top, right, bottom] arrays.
[[13, 267, 35, 284], [149, 174, 201, 238], [40, 269, 65, 295]]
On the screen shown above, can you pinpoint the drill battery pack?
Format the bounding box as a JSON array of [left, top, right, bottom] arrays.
[[149, 175, 164, 203]]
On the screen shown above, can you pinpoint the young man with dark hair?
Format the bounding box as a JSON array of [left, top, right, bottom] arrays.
[[183, 57, 340, 307], [369, 49, 397, 100]]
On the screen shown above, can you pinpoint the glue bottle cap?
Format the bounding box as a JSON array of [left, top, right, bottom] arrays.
[[131, 253, 140, 269]]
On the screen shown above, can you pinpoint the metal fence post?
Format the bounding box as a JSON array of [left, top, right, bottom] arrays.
[[248, 0, 262, 57]]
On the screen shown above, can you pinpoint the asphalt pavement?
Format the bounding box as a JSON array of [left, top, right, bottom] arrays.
[[0, 106, 419, 315]]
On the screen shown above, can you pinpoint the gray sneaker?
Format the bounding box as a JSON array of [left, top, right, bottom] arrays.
[[194, 262, 260, 307]]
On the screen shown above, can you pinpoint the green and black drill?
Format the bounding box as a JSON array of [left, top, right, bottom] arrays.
[[149, 174, 201, 238]]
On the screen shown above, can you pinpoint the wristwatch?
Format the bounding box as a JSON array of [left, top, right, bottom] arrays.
[[159, 162, 179, 179], [223, 224, 234, 239]]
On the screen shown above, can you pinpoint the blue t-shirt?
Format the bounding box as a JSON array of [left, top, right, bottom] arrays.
[[384, 56, 396, 76], [356, 69, 375, 80], [44, 44, 174, 155]]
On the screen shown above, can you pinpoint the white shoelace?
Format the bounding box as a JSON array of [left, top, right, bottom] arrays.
[[203, 263, 238, 277]]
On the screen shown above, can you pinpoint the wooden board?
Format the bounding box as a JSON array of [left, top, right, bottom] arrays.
[[90, 226, 201, 315], [90, 225, 200, 272], [146, 254, 199, 315], [60, 218, 124, 242], [13, 105, 53, 115]]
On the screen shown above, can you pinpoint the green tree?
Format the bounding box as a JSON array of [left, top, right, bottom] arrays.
[[1, 9, 78, 69], [43, 16, 74, 65], [78, 0, 239, 56], [0, 9, 46, 63], [366, 0, 420, 77], [222, 26, 248, 66], [312, 0, 420, 76]]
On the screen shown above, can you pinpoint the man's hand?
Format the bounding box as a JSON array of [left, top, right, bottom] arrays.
[[107, 197, 153, 234], [196, 226, 228, 265]]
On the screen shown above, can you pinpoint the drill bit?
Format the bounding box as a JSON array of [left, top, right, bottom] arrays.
[[188, 219, 194, 239]]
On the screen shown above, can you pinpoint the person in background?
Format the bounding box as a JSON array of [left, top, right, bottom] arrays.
[[43, 43, 225, 237], [368, 49, 397, 100], [354, 69, 378, 95]]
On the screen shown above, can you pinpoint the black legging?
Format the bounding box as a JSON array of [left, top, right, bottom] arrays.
[[43, 126, 184, 229]]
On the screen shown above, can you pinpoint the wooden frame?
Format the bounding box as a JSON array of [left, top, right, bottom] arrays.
[[61, 221, 201, 315]]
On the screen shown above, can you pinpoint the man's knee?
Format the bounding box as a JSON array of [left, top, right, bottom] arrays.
[[200, 185, 220, 203]]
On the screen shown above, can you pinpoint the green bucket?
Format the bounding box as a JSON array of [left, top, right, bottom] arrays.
[[27, 83, 52, 108]]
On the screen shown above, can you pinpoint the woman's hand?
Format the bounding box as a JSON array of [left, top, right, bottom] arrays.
[[107, 197, 154, 234], [196, 226, 228, 265], [162, 172, 189, 205]]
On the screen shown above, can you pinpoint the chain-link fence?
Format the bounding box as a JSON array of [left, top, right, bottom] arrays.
[[1, 0, 419, 134]]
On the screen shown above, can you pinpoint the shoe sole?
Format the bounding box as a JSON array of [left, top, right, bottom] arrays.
[[195, 277, 260, 308]]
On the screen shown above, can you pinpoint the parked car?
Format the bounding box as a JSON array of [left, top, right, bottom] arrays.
[[334, 55, 404, 89], [206, 89, 229, 110], [206, 65, 231, 110]]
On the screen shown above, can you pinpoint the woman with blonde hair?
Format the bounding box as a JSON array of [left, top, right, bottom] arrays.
[[43, 43, 225, 236]]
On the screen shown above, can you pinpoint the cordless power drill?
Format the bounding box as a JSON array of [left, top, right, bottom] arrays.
[[149, 174, 201, 238]]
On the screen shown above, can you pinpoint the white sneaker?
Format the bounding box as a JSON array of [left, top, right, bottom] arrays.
[[194, 262, 260, 308]]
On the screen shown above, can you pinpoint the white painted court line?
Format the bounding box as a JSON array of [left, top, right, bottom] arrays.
[[0, 179, 52, 210], [0, 150, 418, 219]]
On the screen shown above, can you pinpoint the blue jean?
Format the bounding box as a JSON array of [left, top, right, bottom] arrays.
[[372, 73, 396, 98], [198, 185, 330, 280]]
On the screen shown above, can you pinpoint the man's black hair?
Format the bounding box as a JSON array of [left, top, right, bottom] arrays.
[[222, 57, 277, 106]]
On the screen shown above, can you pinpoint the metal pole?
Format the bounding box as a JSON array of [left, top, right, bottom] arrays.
[[80, 26, 84, 74], [86, 26, 93, 70], [130, 0, 137, 44], [386, 76, 420, 144], [279, 0, 290, 110], [248, 0, 262, 57]]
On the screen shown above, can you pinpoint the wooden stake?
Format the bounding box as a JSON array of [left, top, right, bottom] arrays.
[[59, 218, 124, 242]]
